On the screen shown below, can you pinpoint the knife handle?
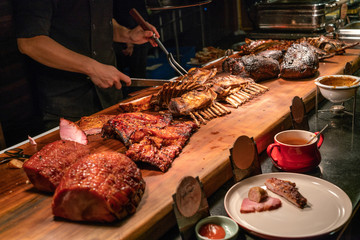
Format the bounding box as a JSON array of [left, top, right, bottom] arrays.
[[129, 8, 152, 32]]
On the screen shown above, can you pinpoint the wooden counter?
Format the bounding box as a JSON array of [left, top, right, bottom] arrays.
[[1, 48, 360, 240]]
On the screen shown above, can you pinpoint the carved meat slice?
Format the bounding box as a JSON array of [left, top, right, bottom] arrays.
[[77, 115, 116, 135], [60, 118, 88, 145], [265, 178, 307, 208], [240, 197, 282, 213], [52, 151, 145, 222]]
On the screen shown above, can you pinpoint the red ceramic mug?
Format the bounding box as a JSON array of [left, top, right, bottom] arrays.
[[267, 129, 324, 172]]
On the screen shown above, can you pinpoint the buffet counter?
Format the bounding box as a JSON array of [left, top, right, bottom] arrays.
[[1, 47, 360, 240]]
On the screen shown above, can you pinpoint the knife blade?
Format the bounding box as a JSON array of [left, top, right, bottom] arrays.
[[130, 78, 174, 87]]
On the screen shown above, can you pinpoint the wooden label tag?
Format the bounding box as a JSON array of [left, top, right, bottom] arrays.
[[229, 135, 261, 182], [290, 96, 309, 131], [173, 176, 209, 240]]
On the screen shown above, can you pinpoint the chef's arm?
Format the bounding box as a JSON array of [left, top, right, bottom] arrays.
[[17, 35, 130, 89], [112, 18, 159, 47]]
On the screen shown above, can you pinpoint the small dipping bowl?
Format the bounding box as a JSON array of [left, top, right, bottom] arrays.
[[315, 75, 360, 103], [195, 215, 239, 240]]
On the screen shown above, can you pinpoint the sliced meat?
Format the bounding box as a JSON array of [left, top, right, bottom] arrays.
[[77, 115, 116, 135], [248, 186, 268, 203], [265, 178, 307, 208], [60, 118, 88, 145], [52, 151, 145, 222], [23, 140, 91, 192], [240, 197, 282, 213]]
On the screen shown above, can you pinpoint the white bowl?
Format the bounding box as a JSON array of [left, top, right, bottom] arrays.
[[315, 75, 360, 103]]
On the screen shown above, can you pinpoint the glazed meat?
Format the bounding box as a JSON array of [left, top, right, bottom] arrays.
[[52, 151, 145, 222], [222, 55, 280, 82], [265, 178, 307, 208], [23, 140, 91, 192], [102, 112, 172, 146], [126, 121, 197, 172], [168, 88, 217, 115], [102, 112, 197, 172], [280, 43, 319, 79], [77, 115, 116, 135]]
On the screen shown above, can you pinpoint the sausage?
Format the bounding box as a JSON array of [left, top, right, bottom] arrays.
[[248, 186, 268, 203]]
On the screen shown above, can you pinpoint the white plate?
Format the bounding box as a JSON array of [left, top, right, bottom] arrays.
[[224, 173, 352, 239]]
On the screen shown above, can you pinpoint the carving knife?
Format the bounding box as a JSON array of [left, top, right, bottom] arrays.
[[130, 78, 174, 87]]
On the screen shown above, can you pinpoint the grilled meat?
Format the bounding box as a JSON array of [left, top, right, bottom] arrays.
[[248, 186, 268, 203], [102, 112, 197, 172], [168, 88, 217, 115], [241, 55, 280, 81], [23, 140, 91, 192], [280, 43, 319, 79], [257, 49, 284, 62], [222, 57, 245, 76], [222, 55, 280, 82], [52, 151, 145, 222], [237, 38, 293, 55], [126, 121, 197, 172], [77, 115, 116, 135], [265, 177, 307, 208], [102, 112, 172, 146], [305, 35, 359, 54]]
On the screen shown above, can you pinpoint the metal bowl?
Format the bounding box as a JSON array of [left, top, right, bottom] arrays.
[[315, 75, 360, 103]]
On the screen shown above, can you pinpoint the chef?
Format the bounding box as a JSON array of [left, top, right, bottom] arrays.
[[13, 0, 159, 129]]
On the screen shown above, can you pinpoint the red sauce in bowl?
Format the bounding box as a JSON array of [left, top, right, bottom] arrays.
[[199, 223, 226, 239]]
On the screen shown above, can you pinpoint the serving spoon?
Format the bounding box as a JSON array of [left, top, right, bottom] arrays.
[[306, 124, 329, 144]]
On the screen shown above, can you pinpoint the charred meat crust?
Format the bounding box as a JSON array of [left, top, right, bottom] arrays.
[[265, 177, 307, 208]]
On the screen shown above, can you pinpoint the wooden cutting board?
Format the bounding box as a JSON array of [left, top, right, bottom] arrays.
[[1, 47, 360, 240]]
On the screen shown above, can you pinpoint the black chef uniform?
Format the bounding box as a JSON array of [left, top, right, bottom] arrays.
[[14, 0, 123, 128]]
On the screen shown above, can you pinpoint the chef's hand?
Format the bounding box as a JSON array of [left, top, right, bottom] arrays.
[[129, 23, 160, 47], [122, 43, 134, 56], [88, 63, 131, 90]]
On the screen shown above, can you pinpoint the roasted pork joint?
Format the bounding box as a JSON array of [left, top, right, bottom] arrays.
[[52, 151, 145, 222], [23, 140, 91, 192], [265, 178, 307, 208]]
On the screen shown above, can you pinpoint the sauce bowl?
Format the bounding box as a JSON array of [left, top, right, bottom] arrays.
[[315, 75, 360, 103], [195, 215, 239, 240]]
